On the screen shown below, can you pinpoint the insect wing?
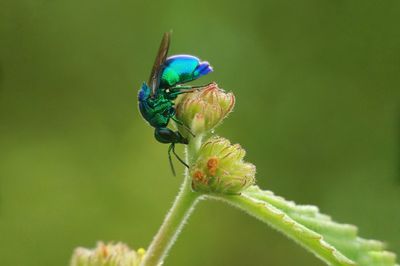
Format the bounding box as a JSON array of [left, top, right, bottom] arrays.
[[148, 32, 171, 96]]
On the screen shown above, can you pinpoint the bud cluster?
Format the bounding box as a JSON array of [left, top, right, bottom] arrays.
[[70, 242, 145, 266], [190, 136, 256, 194]]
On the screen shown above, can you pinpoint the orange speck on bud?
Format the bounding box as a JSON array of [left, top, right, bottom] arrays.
[[192, 170, 207, 184], [193, 170, 203, 180], [195, 113, 204, 119], [192, 170, 209, 191], [207, 157, 219, 176], [100, 243, 108, 258]]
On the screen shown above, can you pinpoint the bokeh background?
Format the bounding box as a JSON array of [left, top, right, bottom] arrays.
[[1, 1, 399, 265]]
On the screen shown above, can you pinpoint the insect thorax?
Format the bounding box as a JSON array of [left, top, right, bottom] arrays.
[[138, 84, 175, 128]]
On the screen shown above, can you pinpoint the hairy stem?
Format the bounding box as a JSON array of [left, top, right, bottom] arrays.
[[209, 193, 353, 266], [140, 135, 203, 266]]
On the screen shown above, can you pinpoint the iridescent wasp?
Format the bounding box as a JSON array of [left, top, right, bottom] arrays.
[[138, 32, 212, 175]]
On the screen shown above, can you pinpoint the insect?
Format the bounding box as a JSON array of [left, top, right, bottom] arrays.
[[138, 32, 213, 175]]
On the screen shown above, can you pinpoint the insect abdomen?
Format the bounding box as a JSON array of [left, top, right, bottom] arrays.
[[159, 55, 212, 88]]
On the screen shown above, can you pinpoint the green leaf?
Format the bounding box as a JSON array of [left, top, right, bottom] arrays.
[[211, 185, 398, 266]]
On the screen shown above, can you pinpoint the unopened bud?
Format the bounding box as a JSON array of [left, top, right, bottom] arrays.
[[175, 82, 235, 136], [190, 136, 256, 194], [70, 242, 145, 266]]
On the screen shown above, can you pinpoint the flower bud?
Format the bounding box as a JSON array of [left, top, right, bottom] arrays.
[[190, 136, 256, 194], [70, 242, 145, 266], [175, 82, 235, 136]]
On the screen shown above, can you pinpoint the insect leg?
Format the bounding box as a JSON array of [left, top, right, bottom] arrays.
[[167, 89, 197, 99], [168, 144, 176, 176], [171, 116, 195, 137], [167, 82, 214, 98], [173, 82, 214, 90], [171, 143, 189, 169]]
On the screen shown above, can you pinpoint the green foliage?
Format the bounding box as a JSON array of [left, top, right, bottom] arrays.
[[213, 186, 398, 266], [2, 1, 399, 266], [139, 78, 399, 266]]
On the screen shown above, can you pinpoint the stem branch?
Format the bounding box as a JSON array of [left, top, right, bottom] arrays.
[[140, 135, 203, 266]]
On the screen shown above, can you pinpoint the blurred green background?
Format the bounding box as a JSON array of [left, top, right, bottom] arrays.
[[1, 1, 399, 265]]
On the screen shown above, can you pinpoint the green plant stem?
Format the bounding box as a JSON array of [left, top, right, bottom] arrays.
[[140, 135, 203, 266]]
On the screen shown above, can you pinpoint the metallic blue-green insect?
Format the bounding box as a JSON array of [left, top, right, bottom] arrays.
[[138, 32, 213, 174]]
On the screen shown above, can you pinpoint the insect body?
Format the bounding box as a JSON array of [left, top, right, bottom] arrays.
[[138, 32, 213, 174]]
